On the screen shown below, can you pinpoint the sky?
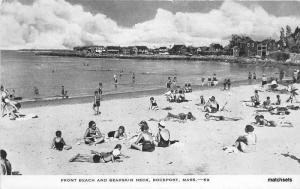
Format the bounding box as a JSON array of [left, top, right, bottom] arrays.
[[1, 0, 300, 49]]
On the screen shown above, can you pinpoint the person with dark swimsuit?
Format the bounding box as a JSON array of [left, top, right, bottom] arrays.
[[204, 113, 242, 121], [93, 91, 101, 115], [51, 130, 72, 151], [0, 149, 12, 175], [155, 121, 170, 147], [107, 126, 127, 139], [84, 121, 104, 145], [131, 122, 155, 152], [149, 97, 158, 110], [166, 112, 196, 121], [69, 144, 128, 163]]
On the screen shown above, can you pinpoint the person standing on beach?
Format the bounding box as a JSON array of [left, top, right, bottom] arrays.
[[262, 74, 267, 87], [0, 149, 12, 175], [248, 72, 252, 80], [279, 70, 284, 82], [93, 91, 101, 115], [113, 74, 118, 88], [132, 72, 135, 83], [166, 77, 172, 90], [201, 77, 205, 86], [253, 72, 256, 80], [172, 77, 177, 89]]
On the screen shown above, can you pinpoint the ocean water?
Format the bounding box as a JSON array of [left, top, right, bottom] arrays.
[[0, 50, 295, 100]]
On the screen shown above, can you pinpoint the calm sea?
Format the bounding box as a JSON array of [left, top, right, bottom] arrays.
[[0, 50, 294, 100]]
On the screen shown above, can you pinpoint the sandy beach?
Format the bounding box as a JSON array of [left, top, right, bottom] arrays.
[[1, 83, 300, 175]]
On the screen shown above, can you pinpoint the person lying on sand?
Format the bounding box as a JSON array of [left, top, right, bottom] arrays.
[[131, 123, 155, 152], [69, 144, 128, 163], [149, 97, 159, 110], [51, 130, 72, 151], [252, 115, 293, 127], [107, 126, 127, 140], [256, 106, 290, 115], [204, 113, 242, 121], [84, 121, 105, 145], [149, 112, 196, 123], [223, 125, 257, 153], [203, 96, 219, 113]]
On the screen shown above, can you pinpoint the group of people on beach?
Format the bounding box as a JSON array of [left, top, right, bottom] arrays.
[[201, 73, 218, 87]]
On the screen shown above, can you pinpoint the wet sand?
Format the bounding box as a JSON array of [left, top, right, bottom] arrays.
[[0, 83, 300, 175]]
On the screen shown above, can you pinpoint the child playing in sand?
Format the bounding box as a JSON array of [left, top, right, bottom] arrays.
[[69, 144, 129, 163], [107, 126, 127, 140], [51, 130, 72, 151], [0, 149, 12, 175], [93, 91, 101, 115], [204, 113, 242, 121], [84, 121, 105, 145], [149, 97, 159, 110]]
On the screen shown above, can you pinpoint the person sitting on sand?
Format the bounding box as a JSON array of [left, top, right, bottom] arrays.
[[51, 130, 72, 151], [165, 90, 175, 102], [274, 95, 281, 105], [154, 121, 170, 147], [0, 149, 12, 175], [84, 121, 104, 145], [204, 96, 219, 113], [195, 95, 206, 106], [187, 83, 192, 92], [93, 91, 101, 115], [176, 90, 186, 103], [234, 125, 257, 153], [69, 144, 128, 163], [204, 113, 242, 121], [131, 123, 155, 152], [263, 96, 271, 109], [149, 97, 159, 110], [107, 126, 127, 140]]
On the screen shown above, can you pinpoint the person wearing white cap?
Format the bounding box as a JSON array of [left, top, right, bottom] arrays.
[[155, 121, 170, 147]]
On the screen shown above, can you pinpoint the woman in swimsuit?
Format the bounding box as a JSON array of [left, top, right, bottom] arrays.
[[155, 121, 170, 147], [107, 126, 127, 139], [93, 91, 101, 115], [51, 130, 72, 151], [165, 112, 196, 122], [204, 113, 242, 121], [234, 125, 257, 153], [149, 97, 158, 110], [69, 144, 128, 163], [84, 121, 104, 145], [131, 122, 155, 152]]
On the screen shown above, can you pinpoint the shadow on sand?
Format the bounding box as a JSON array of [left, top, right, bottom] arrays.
[[281, 153, 300, 164]]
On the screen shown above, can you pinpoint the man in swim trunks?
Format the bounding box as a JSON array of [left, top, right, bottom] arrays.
[[155, 121, 170, 147], [84, 121, 104, 145]]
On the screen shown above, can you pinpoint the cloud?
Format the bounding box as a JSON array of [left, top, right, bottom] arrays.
[[0, 0, 300, 49]]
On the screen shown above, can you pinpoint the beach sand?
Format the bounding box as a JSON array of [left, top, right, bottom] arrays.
[[1, 83, 300, 175]]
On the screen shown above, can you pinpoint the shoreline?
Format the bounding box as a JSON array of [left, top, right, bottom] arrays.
[[20, 79, 259, 108], [32, 50, 300, 66]]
